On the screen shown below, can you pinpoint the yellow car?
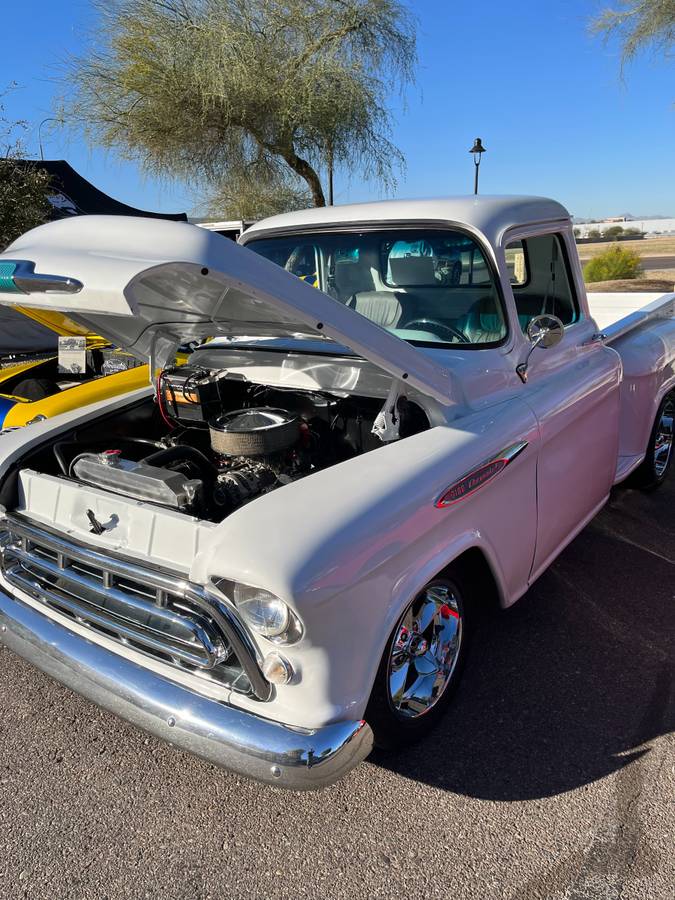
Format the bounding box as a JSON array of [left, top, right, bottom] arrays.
[[0, 308, 150, 429]]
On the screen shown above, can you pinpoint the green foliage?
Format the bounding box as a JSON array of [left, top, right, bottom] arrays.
[[0, 91, 52, 249], [587, 228, 602, 240], [208, 171, 312, 221], [583, 244, 644, 283], [603, 224, 625, 237], [624, 226, 642, 235], [62, 0, 417, 218], [573, 227, 581, 238], [592, 1, 675, 70]]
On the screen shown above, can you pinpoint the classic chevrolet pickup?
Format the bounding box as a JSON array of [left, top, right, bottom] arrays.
[[0, 197, 673, 789]]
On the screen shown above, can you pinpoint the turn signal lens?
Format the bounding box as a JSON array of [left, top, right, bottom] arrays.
[[262, 652, 293, 685]]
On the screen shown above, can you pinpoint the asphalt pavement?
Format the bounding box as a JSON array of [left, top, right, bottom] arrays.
[[641, 256, 675, 272], [0, 477, 673, 900]]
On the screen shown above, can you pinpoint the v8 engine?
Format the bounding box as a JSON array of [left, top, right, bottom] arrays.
[[55, 364, 429, 523]]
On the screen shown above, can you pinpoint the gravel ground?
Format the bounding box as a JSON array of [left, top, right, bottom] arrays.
[[0, 478, 673, 900]]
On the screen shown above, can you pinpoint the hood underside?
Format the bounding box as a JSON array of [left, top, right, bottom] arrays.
[[0, 216, 453, 404], [14, 307, 105, 343]]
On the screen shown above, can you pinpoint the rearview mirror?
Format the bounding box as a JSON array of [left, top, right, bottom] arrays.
[[517, 314, 565, 383], [526, 314, 564, 349]]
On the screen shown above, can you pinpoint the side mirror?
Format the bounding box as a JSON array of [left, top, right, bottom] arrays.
[[517, 314, 564, 383], [526, 314, 564, 350]]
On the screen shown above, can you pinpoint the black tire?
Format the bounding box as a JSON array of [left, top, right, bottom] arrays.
[[365, 572, 471, 750], [629, 392, 674, 491], [12, 378, 61, 401]]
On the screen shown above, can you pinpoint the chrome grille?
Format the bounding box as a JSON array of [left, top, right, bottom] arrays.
[[0, 515, 265, 696]]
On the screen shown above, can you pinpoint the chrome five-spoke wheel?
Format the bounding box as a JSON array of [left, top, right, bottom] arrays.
[[653, 395, 673, 478], [632, 392, 675, 490], [387, 583, 463, 719], [366, 574, 470, 748], [364, 566, 470, 748]]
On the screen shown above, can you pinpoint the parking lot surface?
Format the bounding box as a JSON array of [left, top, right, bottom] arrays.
[[0, 478, 673, 900]]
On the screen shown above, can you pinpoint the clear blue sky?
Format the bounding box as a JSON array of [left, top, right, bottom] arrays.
[[2, 0, 673, 218]]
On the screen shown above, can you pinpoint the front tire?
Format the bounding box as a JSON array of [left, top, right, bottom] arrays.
[[630, 392, 674, 491], [365, 573, 469, 749]]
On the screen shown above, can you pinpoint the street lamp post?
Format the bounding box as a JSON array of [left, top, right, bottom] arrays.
[[38, 117, 60, 161], [469, 138, 486, 195]]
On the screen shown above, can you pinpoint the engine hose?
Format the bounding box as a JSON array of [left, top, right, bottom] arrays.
[[141, 444, 218, 481], [54, 437, 165, 477]]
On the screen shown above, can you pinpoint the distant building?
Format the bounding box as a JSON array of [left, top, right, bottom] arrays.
[[192, 219, 256, 241], [576, 218, 675, 238]]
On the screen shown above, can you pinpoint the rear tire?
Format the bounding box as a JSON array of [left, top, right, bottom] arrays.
[[630, 392, 674, 491], [365, 572, 470, 750]]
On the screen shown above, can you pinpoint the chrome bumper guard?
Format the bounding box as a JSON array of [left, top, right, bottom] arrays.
[[0, 587, 374, 789]]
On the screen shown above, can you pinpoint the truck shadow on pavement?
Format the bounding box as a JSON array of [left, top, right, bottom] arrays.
[[370, 483, 675, 800]]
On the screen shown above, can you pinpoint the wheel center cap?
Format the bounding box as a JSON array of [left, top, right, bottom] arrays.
[[411, 637, 429, 656]]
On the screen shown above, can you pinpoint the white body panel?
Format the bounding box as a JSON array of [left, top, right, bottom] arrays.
[[1, 197, 674, 747]]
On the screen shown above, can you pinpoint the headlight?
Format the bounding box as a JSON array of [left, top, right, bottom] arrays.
[[213, 579, 303, 644], [234, 583, 290, 637]]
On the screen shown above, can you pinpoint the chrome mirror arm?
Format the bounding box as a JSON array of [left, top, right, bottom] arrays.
[[516, 314, 565, 384], [516, 338, 543, 384]]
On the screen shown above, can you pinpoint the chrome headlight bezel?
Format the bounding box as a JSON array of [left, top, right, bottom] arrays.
[[212, 578, 303, 645]]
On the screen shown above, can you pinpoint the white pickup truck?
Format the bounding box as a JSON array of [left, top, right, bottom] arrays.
[[0, 196, 673, 789]]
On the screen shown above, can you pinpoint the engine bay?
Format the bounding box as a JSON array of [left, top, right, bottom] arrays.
[[26, 364, 430, 524]]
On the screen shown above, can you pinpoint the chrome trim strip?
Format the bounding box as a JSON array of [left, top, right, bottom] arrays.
[[1, 514, 272, 701], [0, 589, 373, 789], [435, 440, 529, 508], [2, 259, 83, 294]]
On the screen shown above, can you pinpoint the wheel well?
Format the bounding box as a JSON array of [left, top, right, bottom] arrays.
[[438, 547, 502, 613]]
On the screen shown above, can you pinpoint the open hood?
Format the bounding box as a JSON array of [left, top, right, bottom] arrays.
[[12, 307, 105, 343], [0, 216, 452, 404]]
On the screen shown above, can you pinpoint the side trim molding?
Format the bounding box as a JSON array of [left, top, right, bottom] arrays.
[[435, 440, 529, 508], [0, 260, 83, 295]]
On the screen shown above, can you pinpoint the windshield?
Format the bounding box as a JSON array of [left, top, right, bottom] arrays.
[[247, 228, 507, 347]]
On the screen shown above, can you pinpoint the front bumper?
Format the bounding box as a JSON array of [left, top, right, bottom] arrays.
[[0, 588, 373, 789]]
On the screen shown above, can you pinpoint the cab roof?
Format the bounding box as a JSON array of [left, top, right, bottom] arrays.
[[241, 195, 572, 246]]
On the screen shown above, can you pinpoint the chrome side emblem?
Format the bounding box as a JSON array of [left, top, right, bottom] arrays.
[[0, 259, 83, 295], [436, 440, 528, 508]]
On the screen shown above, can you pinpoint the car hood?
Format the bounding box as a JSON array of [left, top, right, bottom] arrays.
[[0, 215, 453, 404], [12, 307, 106, 345]]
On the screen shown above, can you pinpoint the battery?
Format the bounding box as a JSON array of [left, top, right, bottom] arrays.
[[160, 366, 223, 424]]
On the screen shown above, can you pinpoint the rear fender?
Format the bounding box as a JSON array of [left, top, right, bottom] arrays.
[[612, 318, 675, 458]]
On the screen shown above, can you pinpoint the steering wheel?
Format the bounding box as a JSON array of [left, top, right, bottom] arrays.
[[400, 318, 470, 343]]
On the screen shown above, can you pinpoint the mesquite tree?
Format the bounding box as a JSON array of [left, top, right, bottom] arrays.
[[0, 92, 51, 249], [592, 1, 675, 70], [63, 0, 417, 217]]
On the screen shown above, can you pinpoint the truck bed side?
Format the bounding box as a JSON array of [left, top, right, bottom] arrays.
[[588, 293, 675, 481], [587, 291, 675, 342]]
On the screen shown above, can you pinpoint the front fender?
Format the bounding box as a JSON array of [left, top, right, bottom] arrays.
[[192, 397, 539, 728]]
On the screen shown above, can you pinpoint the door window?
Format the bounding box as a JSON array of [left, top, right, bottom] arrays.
[[505, 234, 578, 333]]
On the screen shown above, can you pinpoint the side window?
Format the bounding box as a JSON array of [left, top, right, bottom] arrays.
[[505, 240, 527, 286], [284, 244, 319, 287], [505, 234, 578, 332]]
